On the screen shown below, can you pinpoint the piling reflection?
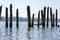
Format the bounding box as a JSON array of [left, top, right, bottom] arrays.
[[16, 29, 19, 40], [27, 31, 31, 40], [9, 29, 12, 40], [41, 28, 46, 40], [27, 29, 34, 40], [5, 28, 8, 40], [37, 30, 40, 40]]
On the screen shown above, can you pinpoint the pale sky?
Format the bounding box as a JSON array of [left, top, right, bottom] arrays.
[[0, 0, 60, 18]]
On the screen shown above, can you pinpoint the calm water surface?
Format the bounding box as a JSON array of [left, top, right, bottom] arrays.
[[0, 21, 60, 40]]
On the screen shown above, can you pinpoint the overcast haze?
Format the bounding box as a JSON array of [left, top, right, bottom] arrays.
[[0, 0, 60, 18]]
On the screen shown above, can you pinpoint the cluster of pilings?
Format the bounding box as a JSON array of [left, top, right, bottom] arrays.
[[27, 6, 58, 31], [0, 4, 59, 31], [5, 4, 19, 31]]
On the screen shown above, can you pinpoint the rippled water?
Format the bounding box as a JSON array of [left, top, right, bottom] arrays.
[[0, 21, 60, 40]]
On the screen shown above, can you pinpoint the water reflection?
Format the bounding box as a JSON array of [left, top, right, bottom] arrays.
[[0, 21, 60, 40], [37, 30, 40, 40], [16, 29, 19, 40], [9, 29, 12, 40], [27, 29, 34, 40], [5, 29, 8, 40], [0, 29, 1, 40]]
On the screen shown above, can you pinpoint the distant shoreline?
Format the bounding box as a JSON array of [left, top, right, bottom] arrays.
[[0, 17, 60, 22]]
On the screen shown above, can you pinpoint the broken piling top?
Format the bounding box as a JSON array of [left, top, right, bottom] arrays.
[[47, 7, 49, 15], [16, 8, 19, 17], [27, 5, 31, 17], [16, 8, 19, 18], [44, 6, 46, 16], [10, 4, 12, 8], [41, 10, 44, 18], [38, 10, 40, 15], [50, 7, 52, 16], [38, 10, 40, 21]]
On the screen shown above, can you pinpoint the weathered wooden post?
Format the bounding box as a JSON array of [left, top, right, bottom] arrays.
[[43, 7, 46, 27], [27, 5, 31, 31], [41, 10, 44, 27], [50, 8, 52, 25], [16, 8, 19, 29], [52, 14, 54, 27], [0, 5, 2, 20], [10, 4, 13, 29], [6, 7, 8, 28], [56, 9, 58, 27], [32, 14, 34, 29], [38, 10, 40, 29], [47, 7, 49, 27]]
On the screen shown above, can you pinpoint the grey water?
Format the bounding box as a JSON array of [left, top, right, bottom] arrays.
[[0, 21, 60, 40]]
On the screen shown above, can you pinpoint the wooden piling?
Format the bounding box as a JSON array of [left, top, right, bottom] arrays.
[[32, 14, 34, 29], [41, 10, 44, 27], [27, 6, 31, 31], [10, 4, 13, 29], [47, 7, 49, 27], [0, 5, 2, 20], [38, 10, 40, 29], [50, 7, 53, 27], [43, 7, 46, 27], [6, 7, 8, 28], [52, 14, 54, 27], [16, 8, 19, 29], [56, 9, 58, 27]]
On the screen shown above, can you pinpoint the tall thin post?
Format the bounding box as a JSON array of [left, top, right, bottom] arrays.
[[0, 5, 2, 20], [50, 7, 53, 27], [38, 10, 40, 29], [41, 10, 44, 27], [16, 8, 19, 29], [6, 7, 8, 28], [56, 9, 58, 27], [47, 7, 49, 27], [32, 14, 34, 29], [43, 7, 46, 27], [10, 4, 13, 29], [52, 14, 54, 27], [27, 6, 31, 31]]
